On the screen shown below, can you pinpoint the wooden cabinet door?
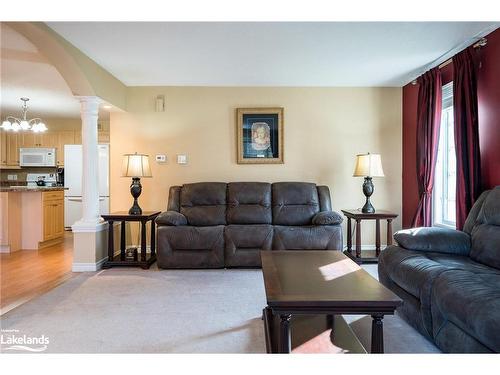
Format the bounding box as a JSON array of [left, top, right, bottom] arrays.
[[53, 200, 65, 238], [57, 131, 75, 166], [40, 133, 58, 148], [98, 131, 110, 143], [43, 200, 54, 241], [74, 130, 82, 144], [0, 133, 7, 166], [6, 133, 20, 166], [21, 133, 41, 147]]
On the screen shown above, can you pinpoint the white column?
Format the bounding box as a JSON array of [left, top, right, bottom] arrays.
[[72, 96, 101, 229]]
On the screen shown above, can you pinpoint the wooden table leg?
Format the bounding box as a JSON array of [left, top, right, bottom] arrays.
[[150, 219, 156, 257], [371, 314, 384, 353], [263, 307, 274, 353], [375, 219, 381, 257], [141, 220, 147, 263], [387, 219, 393, 246], [107, 221, 114, 262], [327, 314, 335, 341], [355, 219, 362, 258], [279, 314, 292, 353], [120, 221, 126, 260], [346, 218, 352, 253]]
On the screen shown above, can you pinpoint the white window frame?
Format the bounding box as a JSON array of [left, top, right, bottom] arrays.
[[433, 82, 456, 229]]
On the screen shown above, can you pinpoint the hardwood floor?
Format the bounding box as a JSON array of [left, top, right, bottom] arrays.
[[0, 231, 74, 315]]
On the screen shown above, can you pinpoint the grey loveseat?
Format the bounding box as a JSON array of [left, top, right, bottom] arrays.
[[379, 186, 500, 353], [155, 182, 343, 268]]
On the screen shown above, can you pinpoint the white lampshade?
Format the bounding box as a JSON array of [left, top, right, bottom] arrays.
[[353, 153, 385, 177], [20, 120, 30, 130], [122, 153, 152, 178], [38, 122, 47, 132], [11, 122, 20, 132], [1, 120, 12, 130]]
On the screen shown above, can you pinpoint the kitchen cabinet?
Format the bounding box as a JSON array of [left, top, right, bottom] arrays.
[[6, 133, 20, 166], [1, 128, 109, 168], [0, 133, 7, 166], [42, 191, 64, 242], [98, 131, 110, 143], [56, 131, 75, 166]]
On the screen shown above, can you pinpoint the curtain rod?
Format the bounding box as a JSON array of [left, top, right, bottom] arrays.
[[408, 24, 498, 86], [435, 38, 488, 70]]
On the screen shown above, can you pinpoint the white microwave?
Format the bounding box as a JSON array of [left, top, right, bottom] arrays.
[[19, 148, 57, 167]]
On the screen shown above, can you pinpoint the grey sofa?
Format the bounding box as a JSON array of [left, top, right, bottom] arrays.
[[155, 182, 343, 268], [379, 186, 500, 353]]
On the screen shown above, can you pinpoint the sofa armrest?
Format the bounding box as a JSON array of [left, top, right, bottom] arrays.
[[155, 211, 187, 226], [394, 227, 471, 256], [312, 211, 343, 225]]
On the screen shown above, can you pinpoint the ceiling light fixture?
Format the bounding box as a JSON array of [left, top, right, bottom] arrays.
[[1, 98, 47, 133]]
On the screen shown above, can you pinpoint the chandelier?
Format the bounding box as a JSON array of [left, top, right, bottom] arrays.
[[1, 98, 47, 133]]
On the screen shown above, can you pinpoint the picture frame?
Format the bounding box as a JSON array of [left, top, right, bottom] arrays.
[[236, 107, 284, 164]]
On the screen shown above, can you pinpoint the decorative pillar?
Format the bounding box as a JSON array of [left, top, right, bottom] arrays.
[[74, 96, 100, 226], [72, 96, 108, 272]]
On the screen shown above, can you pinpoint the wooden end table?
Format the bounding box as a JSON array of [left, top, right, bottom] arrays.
[[341, 209, 398, 264], [101, 211, 160, 269]]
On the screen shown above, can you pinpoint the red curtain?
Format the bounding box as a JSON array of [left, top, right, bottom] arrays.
[[412, 68, 442, 227], [453, 47, 482, 230]]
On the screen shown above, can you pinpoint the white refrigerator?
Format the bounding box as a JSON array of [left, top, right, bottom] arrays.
[[64, 144, 110, 228]]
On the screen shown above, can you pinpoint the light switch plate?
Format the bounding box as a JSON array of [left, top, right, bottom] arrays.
[[7, 174, 17, 181], [155, 154, 167, 163], [177, 154, 187, 164]]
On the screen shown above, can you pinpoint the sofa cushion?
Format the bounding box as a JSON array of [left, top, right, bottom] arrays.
[[273, 225, 342, 250], [155, 211, 187, 226], [312, 211, 343, 225], [272, 182, 320, 225], [226, 182, 272, 224], [156, 225, 224, 268], [180, 182, 227, 226], [431, 269, 500, 352], [224, 224, 273, 267], [394, 227, 471, 256], [470, 187, 500, 269]]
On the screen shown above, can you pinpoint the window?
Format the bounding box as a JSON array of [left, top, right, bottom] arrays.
[[433, 82, 456, 228]]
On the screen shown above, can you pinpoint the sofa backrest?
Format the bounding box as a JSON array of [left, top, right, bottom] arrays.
[[272, 182, 320, 225], [167, 182, 332, 226], [227, 182, 272, 224], [468, 186, 500, 269], [179, 182, 227, 226]]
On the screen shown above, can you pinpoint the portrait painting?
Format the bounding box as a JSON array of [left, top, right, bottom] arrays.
[[236, 108, 284, 164]]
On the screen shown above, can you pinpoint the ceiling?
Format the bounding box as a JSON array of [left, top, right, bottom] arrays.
[[47, 22, 498, 87], [0, 23, 109, 120]]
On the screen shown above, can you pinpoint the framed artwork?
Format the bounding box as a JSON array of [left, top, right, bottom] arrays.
[[236, 107, 284, 164]]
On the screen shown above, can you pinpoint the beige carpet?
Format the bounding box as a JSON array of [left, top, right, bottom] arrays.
[[0, 265, 439, 353]]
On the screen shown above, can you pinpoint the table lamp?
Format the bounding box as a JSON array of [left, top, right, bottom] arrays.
[[121, 153, 152, 215], [353, 153, 384, 213]]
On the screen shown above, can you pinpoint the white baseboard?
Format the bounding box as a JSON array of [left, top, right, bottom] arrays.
[[72, 257, 107, 272]]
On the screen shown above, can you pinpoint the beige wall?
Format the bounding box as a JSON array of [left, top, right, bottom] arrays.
[[110, 87, 402, 246]]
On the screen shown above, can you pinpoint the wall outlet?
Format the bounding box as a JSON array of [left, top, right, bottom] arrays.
[[155, 154, 167, 163], [177, 154, 188, 165], [7, 174, 17, 181]]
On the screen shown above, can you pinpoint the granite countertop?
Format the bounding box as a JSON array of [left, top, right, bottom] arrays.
[[0, 186, 68, 192]]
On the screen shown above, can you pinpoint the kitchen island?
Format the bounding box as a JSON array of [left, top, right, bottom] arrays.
[[0, 187, 66, 252]]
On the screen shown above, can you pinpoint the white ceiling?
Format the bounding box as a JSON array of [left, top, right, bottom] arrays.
[[0, 23, 109, 120], [47, 22, 498, 87]]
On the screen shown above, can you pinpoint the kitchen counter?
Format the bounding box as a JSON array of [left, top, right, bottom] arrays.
[[1, 189, 65, 252], [0, 186, 67, 192]]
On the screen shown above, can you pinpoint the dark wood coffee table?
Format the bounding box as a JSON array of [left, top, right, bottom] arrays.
[[261, 250, 402, 353]]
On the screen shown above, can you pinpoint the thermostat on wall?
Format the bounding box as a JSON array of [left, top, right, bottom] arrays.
[[156, 154, 167, 163], [177, 154, 188, 165]]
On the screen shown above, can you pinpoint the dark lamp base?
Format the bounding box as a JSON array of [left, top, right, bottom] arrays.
[[129, 177, 143, 215], [361, 176, 376, 213]]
